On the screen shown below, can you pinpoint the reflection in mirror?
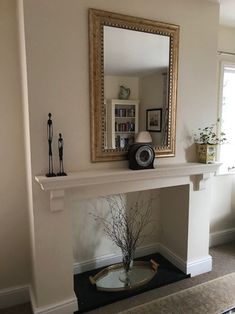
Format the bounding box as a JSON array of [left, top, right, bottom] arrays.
[[104, 26, 170, 150], [89, 9, 179, 161]]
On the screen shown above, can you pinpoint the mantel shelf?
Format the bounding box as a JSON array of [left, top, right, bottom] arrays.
[[35, 163, 221, 212]]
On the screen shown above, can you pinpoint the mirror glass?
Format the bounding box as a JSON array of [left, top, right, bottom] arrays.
[[104, 26, 170, 150], [89, 9, 179, 162]]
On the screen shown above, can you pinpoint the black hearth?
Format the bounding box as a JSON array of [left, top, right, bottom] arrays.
[[74, 252, 189, 313]]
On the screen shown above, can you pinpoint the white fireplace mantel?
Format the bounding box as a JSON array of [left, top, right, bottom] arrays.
[[33, 161, 221, 314], [35, 162, 221, 212]]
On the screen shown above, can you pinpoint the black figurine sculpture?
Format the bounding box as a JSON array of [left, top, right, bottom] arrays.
[[46, 113, 56, 177], [57, 133, 67, 176]]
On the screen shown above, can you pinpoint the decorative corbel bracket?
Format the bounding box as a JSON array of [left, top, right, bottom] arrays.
[[50, 190, 65, 212], [190, 173, 211, 191]]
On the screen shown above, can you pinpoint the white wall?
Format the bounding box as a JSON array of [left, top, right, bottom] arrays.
[[73, 190, 161, 264], [104, 75, 139, 99], [23, 0, 219, 171], [139, 71, 165, 145], [160, 185, 189, 260], [211, 175, 235, 233], [0, 0, 224, 309], [21, 0, 219, 308], [0, 0, 29, 291], [218, 25, 235, 53]]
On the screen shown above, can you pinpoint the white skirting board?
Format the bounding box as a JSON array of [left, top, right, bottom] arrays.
[[210, 228, 235, 247], [1, 229, 234, 312], [186, 256, 212, 277], [0, 285, 78, 314], [74, 242, 212, 277], [30, 287, 78, 314], [73, 243, 160, 274], [0, 285, 29, 309], [158, 244, 212, 277]]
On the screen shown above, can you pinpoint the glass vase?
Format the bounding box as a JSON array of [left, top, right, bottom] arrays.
[[119, 251, 134, 285]]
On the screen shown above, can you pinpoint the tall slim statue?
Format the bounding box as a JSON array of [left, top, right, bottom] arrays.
[[46, 113, 56, 177], [57, 133, 67, 176]]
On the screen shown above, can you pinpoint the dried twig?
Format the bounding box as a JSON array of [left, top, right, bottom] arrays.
[[91, 194, 154, 262]]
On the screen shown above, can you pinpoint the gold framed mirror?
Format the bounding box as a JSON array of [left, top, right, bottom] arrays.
[[89, 9, 179, 162]]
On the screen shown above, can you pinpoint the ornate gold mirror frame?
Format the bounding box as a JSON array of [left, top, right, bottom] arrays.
[[89, 9, 179, 162]]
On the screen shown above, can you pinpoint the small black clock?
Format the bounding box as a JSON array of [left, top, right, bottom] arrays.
[[128, 143, 155, 170]]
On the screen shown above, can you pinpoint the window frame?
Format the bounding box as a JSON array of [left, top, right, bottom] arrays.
[[217, 59, 235, 175]]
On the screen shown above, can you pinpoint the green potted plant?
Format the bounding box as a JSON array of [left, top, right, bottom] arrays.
[[194, 124, 226, 164]]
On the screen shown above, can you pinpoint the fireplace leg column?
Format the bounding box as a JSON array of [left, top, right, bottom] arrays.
[[29, 190, 78, 314], [159, 182, 212, 277], [187, 180, 212, 276]]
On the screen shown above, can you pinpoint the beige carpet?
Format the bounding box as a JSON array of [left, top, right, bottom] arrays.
[[119, 272, 235, 314], [1, 242, 235, 314]]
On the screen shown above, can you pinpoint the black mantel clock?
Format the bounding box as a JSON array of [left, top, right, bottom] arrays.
[[128, 143, 155, 170]]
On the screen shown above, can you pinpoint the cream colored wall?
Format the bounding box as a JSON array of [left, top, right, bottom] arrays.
[[211, 175, 235, 233], [21, 0, 219, 308], [160, 186, 189, 260], [139, 72, 164, 145], [104, 76, 139, 99], [68, 0, 218, 262], [0, 0, 29, 290], [209, 25, 235, 235], [73, 190, 160, 264], [218, 25, 235, 52], [23, 0, 219, 172], [1, 0, 231, 309]]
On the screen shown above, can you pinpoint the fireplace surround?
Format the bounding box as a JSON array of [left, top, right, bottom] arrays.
[[34, 162, 220, 313]]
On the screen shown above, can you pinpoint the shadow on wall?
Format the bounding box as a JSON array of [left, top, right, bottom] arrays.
[[71, 197, 119, 273], [185, 143, 197, 162], [125, 190, 161, 246], [210, 175, 235, 233], [182, 124, 197, 162], [211, 213, 235, 232], [71, 190, 161, 273]]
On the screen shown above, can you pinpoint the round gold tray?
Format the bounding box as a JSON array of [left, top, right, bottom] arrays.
[[89, 259, 159, 292]]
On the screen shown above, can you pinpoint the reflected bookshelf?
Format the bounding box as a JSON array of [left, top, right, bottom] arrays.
[[105, 99, 139, 149]]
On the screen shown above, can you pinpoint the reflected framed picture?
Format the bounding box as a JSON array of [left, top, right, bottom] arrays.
[[146, 108, 162, 132]]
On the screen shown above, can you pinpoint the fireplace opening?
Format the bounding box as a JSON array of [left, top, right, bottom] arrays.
[[34, 164, 218, 312], [74, 252, 188, 313]]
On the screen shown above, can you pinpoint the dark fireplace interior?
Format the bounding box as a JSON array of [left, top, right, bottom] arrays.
[[74, 252, 189, 313]]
